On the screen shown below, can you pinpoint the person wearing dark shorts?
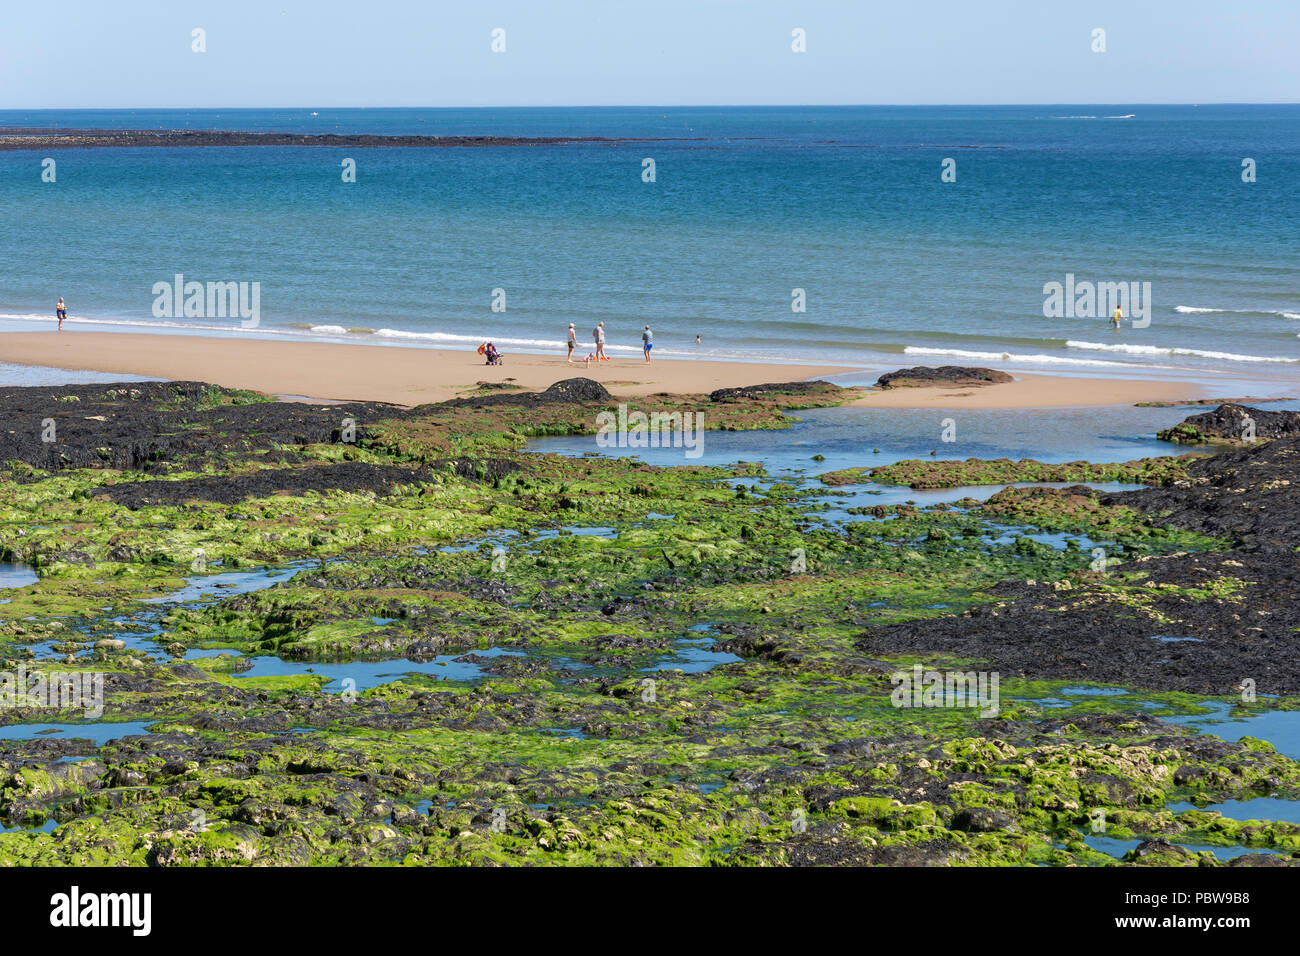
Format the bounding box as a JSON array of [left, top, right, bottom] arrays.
[[566, 323, 576, 364], [642, 325, 653, 363], [56, 297, 67, 331]]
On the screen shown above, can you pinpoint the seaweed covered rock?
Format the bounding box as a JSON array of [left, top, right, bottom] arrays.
[[824, 455, 1190, 490], [875, 366, 1013, 389], [1124, 839, 1200, 866], [436, 377, 610, 409], [1157, 403, 1300, 445], [90, 462, 442, 508], [709, 381, 834, 403], [429, 457, 522, 483]]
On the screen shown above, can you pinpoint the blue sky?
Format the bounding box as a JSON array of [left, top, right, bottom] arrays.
[[2, 0, 1297, 108]]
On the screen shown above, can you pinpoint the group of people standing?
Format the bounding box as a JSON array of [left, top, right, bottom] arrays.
[[566, 321, 656, 365]]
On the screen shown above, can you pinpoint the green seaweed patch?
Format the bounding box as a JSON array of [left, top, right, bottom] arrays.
[[823, 456, 1193, 490]]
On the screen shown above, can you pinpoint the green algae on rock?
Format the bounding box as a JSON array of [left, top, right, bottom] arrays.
[[0, 379, 1297, 866]]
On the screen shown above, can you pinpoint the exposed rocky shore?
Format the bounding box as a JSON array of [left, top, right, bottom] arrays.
[[0, 381, 1295, 866]]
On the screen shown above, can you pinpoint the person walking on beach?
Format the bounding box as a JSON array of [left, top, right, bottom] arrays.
[[642, 325, 653, 363], [566, 323, 577, 364], [1111, 306, 1123, 330], [56, 297, 66, 331], [594, 322, 607, 361]]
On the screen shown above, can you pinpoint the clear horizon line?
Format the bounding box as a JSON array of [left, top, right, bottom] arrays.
[[3, 101, 1299, 111]]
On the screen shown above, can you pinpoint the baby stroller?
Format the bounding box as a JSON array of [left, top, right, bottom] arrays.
[[478, 342, 504, 366]]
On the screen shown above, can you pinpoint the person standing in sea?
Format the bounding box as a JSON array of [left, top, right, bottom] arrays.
[[642, 325, 653, 363], [56, 297, 67, 331], [566, 323, 577, 364]]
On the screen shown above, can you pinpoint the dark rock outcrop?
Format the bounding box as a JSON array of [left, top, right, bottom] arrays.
[[436, 377, 610, 410], [709, 381, 833, 402], [0, 378, 607, 474], [0, 381, 395, 472], [1157, 403, 1300, 445], [1106, 435, 1300, 547], [858, 437, 1300, 694], [875, 366, 1014, 389]]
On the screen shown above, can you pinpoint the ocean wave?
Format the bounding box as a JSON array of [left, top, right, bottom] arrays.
[[1066, 340, 1299, 364], [901, 346, 1153, 369], [0, 313, 280, 334], [0, 313, 830, 363], [375, 328, 563, 348], [1174, 305, 1300, 319], [373, 327, 648, 353]]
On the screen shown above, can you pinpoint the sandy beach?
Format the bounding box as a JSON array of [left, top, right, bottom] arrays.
[[0, 332, 849, 406], [0, 331, 1229, 408]]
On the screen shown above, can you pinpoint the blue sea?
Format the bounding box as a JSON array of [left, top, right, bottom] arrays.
[[1, 105, 1298, 387]]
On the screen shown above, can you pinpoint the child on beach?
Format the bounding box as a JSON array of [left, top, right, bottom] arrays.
[[566, 323, 576, 364], [642, 325, 653, 363], [56, 297, 66, 331]]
